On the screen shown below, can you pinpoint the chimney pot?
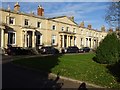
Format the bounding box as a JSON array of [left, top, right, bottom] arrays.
[[14, 2, 20, 12], [101, 25, 105, 32], [88, 24, 92, 29], [37, 5, 44, 16], [80, 21, 84, 27]]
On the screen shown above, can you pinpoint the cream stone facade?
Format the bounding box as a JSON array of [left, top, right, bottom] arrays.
[[0, 3, 108, 51]]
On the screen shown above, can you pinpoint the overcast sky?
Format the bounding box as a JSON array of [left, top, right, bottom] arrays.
[[1, 1, 112, 31]]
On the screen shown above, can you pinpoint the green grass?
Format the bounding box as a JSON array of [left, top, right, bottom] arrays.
[[13, 53, 120, 88]]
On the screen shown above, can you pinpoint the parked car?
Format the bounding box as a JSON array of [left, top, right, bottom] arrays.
[[79, 47, 90, 53], [5, 47, 23, 55], [39, 46, 59, 54], [62, 46, 79, 53], [5, 46, 39, 55]]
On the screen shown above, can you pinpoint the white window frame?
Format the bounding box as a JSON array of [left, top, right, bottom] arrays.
[[61, 27, 64, 31], [24, 19, 29, 26], [52, 35, 56, 45], [7, 17, 15, 25], [73, 28, 76, 33], [66, 27, 69, 32], [8, 31, 16, 45], [9, 17, 15, 25], [52, 25, 56, 30]]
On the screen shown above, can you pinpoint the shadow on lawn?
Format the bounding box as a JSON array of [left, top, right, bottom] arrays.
[[2, 54, 64, 89], [106, 61, 120, 82]]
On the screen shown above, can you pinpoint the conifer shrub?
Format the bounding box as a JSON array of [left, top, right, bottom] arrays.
[[95, 33, 120, 64]]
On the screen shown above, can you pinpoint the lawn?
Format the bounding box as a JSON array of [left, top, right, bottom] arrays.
[[13, 53, 120, 88]]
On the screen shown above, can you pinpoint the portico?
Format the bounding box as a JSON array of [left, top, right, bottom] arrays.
[[85, 37, 98, 48], [22, 28, 36, 48], [59, 32, 76, 48]]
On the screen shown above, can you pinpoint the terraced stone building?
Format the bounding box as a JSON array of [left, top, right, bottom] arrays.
[[0, 2, 108, 51]]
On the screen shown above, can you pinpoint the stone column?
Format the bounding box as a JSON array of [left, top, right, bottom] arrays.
[[72, 36, 74, 46], [74, 36, 76, 46], [70, 36, 71, 46], [60, 35, 62, 48], [32, 31, 35, 47], [62, 35, 64, 48], [35, 35, 36, 47], [89, 38, 91, 48], [1, 29, 4, 48], [88, 37, 90, 47], [93, 39, 94, 48], [86, 38, 88, 47], [24, 31, 27, 47], [67, 35, 69, 47], [71, 36, 73, 46], [91, 38, 93, 49]]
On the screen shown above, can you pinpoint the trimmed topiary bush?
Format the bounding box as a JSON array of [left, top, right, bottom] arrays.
[[95, 33, 120, 64]]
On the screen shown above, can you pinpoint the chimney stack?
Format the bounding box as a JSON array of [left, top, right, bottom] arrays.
[[14, 2, 20, 12], [7, 5, 11, 11], [101, 25, 105, 32], [69, 16, 74, 22], [109, 28, 113, 33], [37, 5, 44, 16], [88, 24, 92, 29], [80, 21, 84, 27]]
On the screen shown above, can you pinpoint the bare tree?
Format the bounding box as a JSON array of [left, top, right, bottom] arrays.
[[105, 1, 120, 29]]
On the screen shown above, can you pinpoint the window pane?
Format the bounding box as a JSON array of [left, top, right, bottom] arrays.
[[9, 17, 15, 24], [37, 22, 41, 28], [25, 19, 29, 25], [52, 25, 56, 30], [61, 27, 64, 31], [66, 27, 69, 31], [52, 35, 56, 45]]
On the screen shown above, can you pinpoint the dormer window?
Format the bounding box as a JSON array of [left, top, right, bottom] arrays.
[[25, 19, 29, 26], [9, 17, 15, 25], [52, 25, 56, 30]]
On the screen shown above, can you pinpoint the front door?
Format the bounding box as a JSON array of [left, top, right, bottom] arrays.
[[27, 31, 32, 48], [64, 35, 67, 48]]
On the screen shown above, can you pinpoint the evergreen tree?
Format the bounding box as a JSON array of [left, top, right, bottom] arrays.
[[95, 33, 120, 64]]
